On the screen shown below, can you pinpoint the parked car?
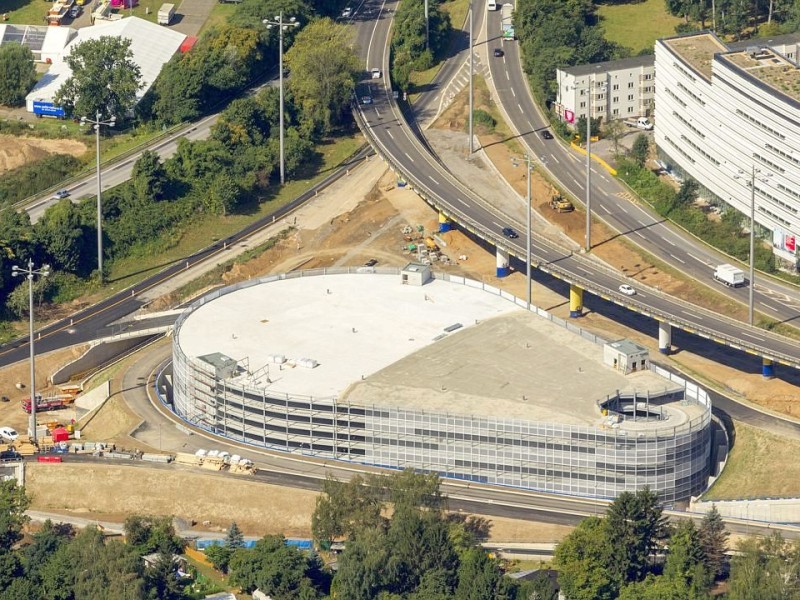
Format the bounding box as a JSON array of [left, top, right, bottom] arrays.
[[68, 5, 81, 18], [540, 130, 554, 140], [0, 427, 17, 442], [0, 450, 22, 462], [364, 258, 378, 267], [53, 189, 70, 199], [501, 227, 518, 239], [371, 68, 382, 79], [493, 48, 504, 57], [619, 284, 636, 296]]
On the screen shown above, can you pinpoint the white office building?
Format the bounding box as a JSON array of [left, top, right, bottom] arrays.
[[556, 55, 655, 127], [655, 32, 800, 268]]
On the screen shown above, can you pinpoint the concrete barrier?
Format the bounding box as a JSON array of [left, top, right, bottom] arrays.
[[691, 498, 800, 524], [52, 336, 156, 384]]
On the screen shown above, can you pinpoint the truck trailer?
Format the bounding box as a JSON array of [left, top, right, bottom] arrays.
[[713, 264, 745, 287], [157, 3, 175, 25]]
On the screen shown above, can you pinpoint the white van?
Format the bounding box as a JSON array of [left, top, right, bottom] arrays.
[[487, 0, 498, 10]]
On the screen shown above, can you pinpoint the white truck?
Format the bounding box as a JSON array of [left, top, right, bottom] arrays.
[[714, 264, 745, 287], [157, 3, 175, 25], [624, 117, 653, 130]]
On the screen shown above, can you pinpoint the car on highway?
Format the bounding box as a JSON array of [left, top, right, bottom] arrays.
[[364, 258, 378, 267], [619, 284, 636, 296], [68, 5, 81, 17], [493, 48, 504, 58], [501, 227, 518, 239], [0, 427, 18, 442], [540, 130, 554, 140], [341, 7, 352, 18], [53, 189, 70, 199], [371, 68, 382, 79], [361, 95, 372, 105]]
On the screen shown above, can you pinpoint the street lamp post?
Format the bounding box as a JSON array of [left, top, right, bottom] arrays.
[[468, 5, 473, 153], [579, 79, 605, 253], [512, 154, 544, 311], [80, 112, 115, 284], [11, 259, 50, 443], [749, 166, 756, 326], [263, 12, 299, 186]]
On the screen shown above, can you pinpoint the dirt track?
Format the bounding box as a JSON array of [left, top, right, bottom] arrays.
[[0, 135, 87, 173]]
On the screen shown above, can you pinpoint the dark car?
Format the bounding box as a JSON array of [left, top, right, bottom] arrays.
[[364, 258, 378, 267], [502, 227, 519, 239], [68, 5, 81, 18], [53, 189, 70, 199], [493, 48, 504, 58], [361, 95, 372, 105], [540, 130, 554, 140], [0, 450, 22, 462]]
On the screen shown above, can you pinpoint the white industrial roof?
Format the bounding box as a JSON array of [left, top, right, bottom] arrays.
[[0, 24, 76, 59], [26, 16, 185, 107]]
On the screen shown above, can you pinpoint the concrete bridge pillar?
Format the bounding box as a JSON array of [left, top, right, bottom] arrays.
[[658, 321, 672, 354], [762, 358, 775, 379], [438, 211, 452, 233], [496, 248, 510, 278], [569, 284, 583, 318]]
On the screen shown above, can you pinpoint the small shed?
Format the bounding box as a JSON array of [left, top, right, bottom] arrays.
[[603, 339, 649, 375], [400, 263, 431, 286]]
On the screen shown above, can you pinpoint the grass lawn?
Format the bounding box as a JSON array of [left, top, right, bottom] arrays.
[[596, 0, 683, 54], [199, 0, 236, 34], [105, 132, 364, 289], [3, 0, 50, 25], [703, 422, 800, 500]]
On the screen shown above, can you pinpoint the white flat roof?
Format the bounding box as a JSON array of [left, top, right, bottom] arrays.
[[178, 274, 519, 400]]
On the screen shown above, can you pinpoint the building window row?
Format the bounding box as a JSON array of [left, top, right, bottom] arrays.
[[735, 109, 786, 140], [753, 152, 786, 173], [664, 136, 696, 164], [673, 111, 705, 138], [758, 186, 798, 215], [673, 61, 697, 83], [677, 82, 705, 105], [765, 143, 800, 167], [681, 135, 720, 165], [664, 87, 687, 107], [778, 183, 800, 202], [758, 205, 792, 227]]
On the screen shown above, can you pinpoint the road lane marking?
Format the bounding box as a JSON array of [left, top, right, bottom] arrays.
[[669, 253, 685, 264], [570, 176, 583, 189], [510, 87, 516, 97], [681, 310, 703, 320], [404, 152, 415, 163], [600, 205, 611, 214], [687, 253, 709, 265], [550, 155, 559, 164], [386, 130, 394, 139], [740, 331, 765, 341], [576, 266, 593, 275], [517, 103, 523, 112], [760, 302, 779, 312], [634, 231, 647, 239], [665, 237, 676, 246], [506, 70, 510, 80], [492, 221, 502, 229], [619, 205, 628, 213], [457, 198, 470, 207], [429, 175, 440, 185]]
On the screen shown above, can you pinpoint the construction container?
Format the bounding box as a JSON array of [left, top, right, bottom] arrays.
[[141, 453, 174, 464]]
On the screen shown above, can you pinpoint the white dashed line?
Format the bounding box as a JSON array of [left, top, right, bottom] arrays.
[[760, 302, 779, 312], [386, 130, 394, 139], [665, 237, 676, 246], [457, 198, 469, 207], [619, 205, 629, 214], [550, 155, 559, 164], [740, 331, 765, 341], [669, 253, 685, 264], [577, 266, 593, 275], [687, 253, 709, 265], [404, 152, 415, 163], [429, 175, 440, 185], [510, 87, 516, 97], [518, 103, 523, 112], [600, 205, 612, 214], [681, 310, 703, 320]]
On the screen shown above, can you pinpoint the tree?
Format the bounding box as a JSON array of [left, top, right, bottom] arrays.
[[698, 504, 728, 580], [311, 474, 384, 545], [332, 527, 389, 600], [229, 535, 325, 598], [454, 547, 501, 600], [674, 178, 699, 207], [662, 520, 710, 595], [145, 546, 186, 600], [131, 150, 168, 202], [123, 515, 182, 555], [34, 199, 92, 274], [553, 517, 617, 600], [285, 18, 360, 135], [0, 44, 37, 106], [207, 522, 246, 574], [728, 533, 800, 600], [630, 133, 650, 167], [605, 119, 625, 157], [54, 36, 141, 121], [0, 480, 30, 552], [605, 488, 667, 585]]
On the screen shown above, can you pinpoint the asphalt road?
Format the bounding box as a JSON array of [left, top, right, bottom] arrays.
[[482, 6, 800, 328], [351, 0, 800, 367]]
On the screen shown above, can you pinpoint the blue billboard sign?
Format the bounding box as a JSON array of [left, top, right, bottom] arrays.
[[32, 101, 66, 118]]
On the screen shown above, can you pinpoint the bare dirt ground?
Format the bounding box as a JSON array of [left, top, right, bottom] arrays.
[[0, 135, 87, 173]]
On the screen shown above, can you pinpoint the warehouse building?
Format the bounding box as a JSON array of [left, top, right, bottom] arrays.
[[169, 269, 713, 503]]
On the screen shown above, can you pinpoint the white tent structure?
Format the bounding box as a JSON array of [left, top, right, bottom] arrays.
[[0, 25, 76, 63], [25, 17, 186, 115]]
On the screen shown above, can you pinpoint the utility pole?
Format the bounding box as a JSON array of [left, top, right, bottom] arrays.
[[263, 13, 299, 185], [585, 94, 592, 253], [80, 112, 115, 284], [749, 165, 756, 326], [425, 0, 429, 50], [11, 259, 50, 443], [526, 154, 532, 310], [468, 6, 474, 153]]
